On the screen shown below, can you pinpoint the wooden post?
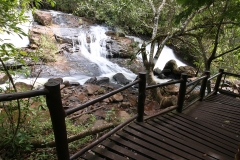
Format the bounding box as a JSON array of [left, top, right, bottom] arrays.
[[199, 71, 210, 101], [137, 72, 146, 122], [44, 80, 70, 160], [177, 74, 187, 113], [214, 69, 224, 94]]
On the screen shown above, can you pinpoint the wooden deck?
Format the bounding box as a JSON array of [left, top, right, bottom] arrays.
[[80, 94, 240, 160]]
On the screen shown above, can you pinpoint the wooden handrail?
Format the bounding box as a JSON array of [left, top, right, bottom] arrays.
[[0, 89, 47, 101]]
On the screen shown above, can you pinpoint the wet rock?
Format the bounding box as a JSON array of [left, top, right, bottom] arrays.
[[94, 110, 106, 119], [77, 92, 88, 102], [74, 114, 91, 125], [33, 10, 52, 26], [85, 84, 101, 95], [92, 120, 109, 128], [160, 96, 177, 109], [113, 73, 131, 85], [174, 66, 196, 78], [162, 60, 178, 76], [63, 81, 71, 87], [164, 84, 179, 95], [153, 67, 162, 75], [0, 72, 8, 84], [106, 37, 137, 58], [96, 77, 109, 85], [70, 82, 80, 86], [144, 101, 161, 116], [85, 77, 97, 84], [112, 93, 123, 102], [117, 111, 131, 121], [85, 77, 109, 85]]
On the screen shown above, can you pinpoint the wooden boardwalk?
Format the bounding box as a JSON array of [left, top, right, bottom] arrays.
[[80, 94, 240, 160]]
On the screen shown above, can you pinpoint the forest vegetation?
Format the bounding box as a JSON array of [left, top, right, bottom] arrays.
[[1, 0, 240, 159]]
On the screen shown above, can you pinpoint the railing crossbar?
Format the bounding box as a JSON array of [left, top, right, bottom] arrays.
[[186, 75, 207, 87], [0, 89, 48, 101], [208, 72, 221, 81], [146, 79, 182, 90]]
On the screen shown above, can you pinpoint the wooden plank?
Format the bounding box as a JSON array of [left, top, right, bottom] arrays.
[[131, 122, 227, 160], [91, 146, 126, 160], [122, 126, 213, 160], [109, 135, 169, 160], [118, 130, 199, 160], [194, 110, 240, 127], [158, 114, 237, 150], [170, 112, 239, 145], [81, 152, 104, 160], [101, 140, 149, 160], [185, 109, 240, 132], [150, 119, 234, 158]]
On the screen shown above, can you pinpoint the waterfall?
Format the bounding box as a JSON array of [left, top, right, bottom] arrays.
[[73, 25, 137, 81]]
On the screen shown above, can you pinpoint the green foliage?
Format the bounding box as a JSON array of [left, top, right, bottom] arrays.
[[34, 34, 59, 62], [73, 0, 154, 35]]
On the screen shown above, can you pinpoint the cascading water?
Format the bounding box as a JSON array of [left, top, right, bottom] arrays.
[[72, 25, 137, 81]]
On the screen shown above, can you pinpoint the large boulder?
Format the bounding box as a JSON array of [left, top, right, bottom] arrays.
[[29, 25, 56, 47], [161, 59, 196, 79], [174, 66, 196, 78], [113, 73, 131, 85], [105, 33, 138, 58], [33, 10, 52, 26], [162, 60, 178, 76]]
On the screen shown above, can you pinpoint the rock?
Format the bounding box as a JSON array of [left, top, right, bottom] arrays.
[[94, 111, 106, 119], [96, 77, 109, 85], [164, 84, 179, 95], [0, 72, 8, 84], [160, 96, 177, 109], [85, 84, 101, 95], [153, 67, 162, 75], [92, 120, 108, 128], [85, 77, 97, 84], [70, 82, 80, 86], [117, 111, 131, 121], [144, 101, 161, 116], [106, 37, 137, 58], [74, 114, 91, 125], [174, 66, 196, 78], [15, 82, 33, 91], [163, 60, 178, 76], [77, 93, 88, 102], [33, 10, 52, 26], [112, 93, 123, 102], [105, 31, 125, 37], [63, 81, 71, 87], [84, 77, 109, 85], [113, 73, 131, 85], [48, 77, 63, 84]]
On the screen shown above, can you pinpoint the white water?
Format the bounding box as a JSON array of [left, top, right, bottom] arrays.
[[127, 36, 186, 70], [75, 26, 137, 81]]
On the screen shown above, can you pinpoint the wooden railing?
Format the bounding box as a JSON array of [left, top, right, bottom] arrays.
[[1, 70, 239, 159]]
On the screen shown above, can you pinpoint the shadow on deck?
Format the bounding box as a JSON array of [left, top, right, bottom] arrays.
[[81, 94, 240, 160]]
